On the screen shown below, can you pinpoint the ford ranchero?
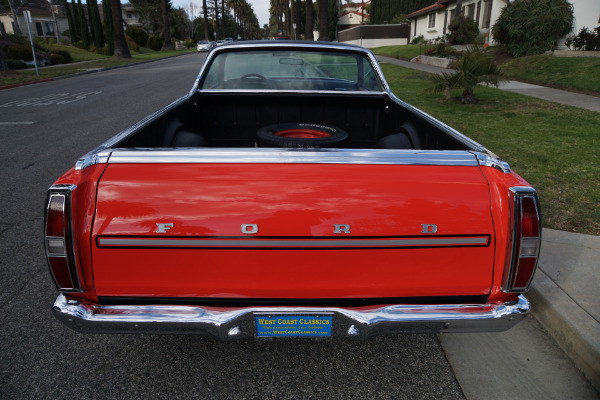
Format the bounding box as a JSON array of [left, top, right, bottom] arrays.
[[45, 41, 541, 339]]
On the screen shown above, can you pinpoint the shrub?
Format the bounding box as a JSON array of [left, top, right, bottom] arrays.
[[411, 34, 426, 45], [73, 41, 88, 50], [7, 59, 28, 70], [147, 35, 163, 51], [424, 42, 462, 58], [492, 0, 573, 57], [95, 47, 112, 56], [125, 26, 149, 47], [566, 27, 600, 51], [126, 36, 140, 52], [448, 15, 479, 45], [7, 44, 33, 61], [52, 50, 72, 63], [50, 53, 65, 65], [184, 38, 195, 49]]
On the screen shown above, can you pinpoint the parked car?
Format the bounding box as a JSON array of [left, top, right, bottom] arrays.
[[45, 42, 541, 339], [197, 40, 214, 52]]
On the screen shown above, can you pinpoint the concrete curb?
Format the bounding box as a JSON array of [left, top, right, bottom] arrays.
[[529, 229, 600, 392], [0, 51, 196, 91]]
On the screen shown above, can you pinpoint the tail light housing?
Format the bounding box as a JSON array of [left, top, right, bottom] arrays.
[[502, 187, 542, 293], [44, 184, 82, 292]]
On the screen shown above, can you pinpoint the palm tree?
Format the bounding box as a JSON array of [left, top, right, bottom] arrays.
[[428, 46, 507, 104], [110, 0, 131, 58], [202, 0, 210, 40], [305, 0, 313, 40], [318, 0, 328, 40]]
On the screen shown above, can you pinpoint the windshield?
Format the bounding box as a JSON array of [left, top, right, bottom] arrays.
[[200, 49, 382, 92]]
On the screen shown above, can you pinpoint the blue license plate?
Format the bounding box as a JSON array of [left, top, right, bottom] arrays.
[[255, 314, 332, 337]]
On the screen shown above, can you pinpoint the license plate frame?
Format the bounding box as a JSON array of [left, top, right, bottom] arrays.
[[254, 313, 333, 338]]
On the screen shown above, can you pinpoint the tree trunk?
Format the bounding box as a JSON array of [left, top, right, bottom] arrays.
[[305, 0, 313, 40], [220, 0, 225, 39], [318, 0, 328, 41], [110, 0, 131, 58], [202, 0, 210, 40], [7, 0, 22, 34], [161, 0, 175, 50]]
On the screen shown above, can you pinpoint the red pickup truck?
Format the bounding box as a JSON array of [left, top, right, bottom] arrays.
[[45, 42, 541, 339]]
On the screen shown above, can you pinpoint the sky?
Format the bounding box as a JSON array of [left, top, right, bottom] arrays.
[[170, 0, 271, 28]]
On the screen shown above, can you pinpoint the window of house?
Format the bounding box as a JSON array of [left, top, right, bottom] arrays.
[[467, 4, 475, 19], [126, 13, 133, 19], [482, 0, 492, 29], [44, 22, 54, 36], [428, 13, 436, 29], [35, 22, 43, 36]]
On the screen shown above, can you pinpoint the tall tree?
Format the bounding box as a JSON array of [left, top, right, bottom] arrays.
[[202, 0, 210, 40], [71, 0, 82, 41], [305, 0, 313, 39], [110, 0, 131, 57], [88, 0, 104, 47], [103, 0, 114, 54], [77, 0, 91, 48], [318, 0, 328, 40], [161, 0, 174, 49], [62, 0, 77, 41]]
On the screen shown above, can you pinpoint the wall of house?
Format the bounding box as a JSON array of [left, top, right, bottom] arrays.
[[559, 0, 600, 48], [412, 0, 599, 48], [410, 0, 506, 44]]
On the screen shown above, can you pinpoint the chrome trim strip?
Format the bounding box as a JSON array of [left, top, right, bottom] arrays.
[[52, 294, 531, 337], [474, 152, 511, 173], [97, 236, 490, 248], [105, 149, 480, 166]]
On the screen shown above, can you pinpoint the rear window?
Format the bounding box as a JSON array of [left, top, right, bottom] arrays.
[[200, 49, 382, 92]]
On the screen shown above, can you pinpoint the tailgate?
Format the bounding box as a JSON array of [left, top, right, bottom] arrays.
[[91, 163, 494, 299]]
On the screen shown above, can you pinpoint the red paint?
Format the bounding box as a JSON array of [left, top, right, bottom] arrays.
[[275, 129, 332, 139], [90, 163, 496, 298]]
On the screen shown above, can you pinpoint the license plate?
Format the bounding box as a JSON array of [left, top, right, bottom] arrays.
[[255, 314, 332, 338]]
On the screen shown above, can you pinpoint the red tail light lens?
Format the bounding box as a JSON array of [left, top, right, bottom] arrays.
[[502, 188, 541, 293], [44, 185, 81, 292]]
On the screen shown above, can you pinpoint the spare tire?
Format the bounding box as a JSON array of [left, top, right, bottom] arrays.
[[257, 123, 349, 148]]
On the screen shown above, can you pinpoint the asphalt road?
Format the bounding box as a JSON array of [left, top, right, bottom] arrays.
[[0, 54, 465, 399]]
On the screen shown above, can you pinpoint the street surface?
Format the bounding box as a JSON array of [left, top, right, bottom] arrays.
[[0, 54, 463, 399], [0, 53, 596, 399]]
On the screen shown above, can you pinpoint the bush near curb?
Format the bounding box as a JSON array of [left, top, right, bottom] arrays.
[[147, 35, 163, 51]]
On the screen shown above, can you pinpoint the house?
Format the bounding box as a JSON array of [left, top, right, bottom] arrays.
[[406, 0, 599, 48], [0, 0, 68, 39], [338, 1, 370, 32], [406, 0, 501, 43]]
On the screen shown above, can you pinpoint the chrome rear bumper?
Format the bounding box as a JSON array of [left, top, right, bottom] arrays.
[[52, 294, 530, 339]]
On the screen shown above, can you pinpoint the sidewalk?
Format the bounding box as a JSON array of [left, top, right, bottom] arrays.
[[529, 229, 600, 391], [375, 55, 600, 112], [376, 55, 600, 391]]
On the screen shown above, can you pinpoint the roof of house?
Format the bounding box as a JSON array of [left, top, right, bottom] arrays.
[[406, 0, 449, 19]]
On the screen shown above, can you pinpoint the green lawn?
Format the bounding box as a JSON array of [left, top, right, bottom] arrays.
[[372, 44, 431, 61], [373, 46, 600, 94], [500, 54, 600, 94], [380, 63, 600, 235]]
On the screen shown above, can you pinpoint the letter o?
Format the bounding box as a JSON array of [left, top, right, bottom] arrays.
[[241, 224, 258, 234]]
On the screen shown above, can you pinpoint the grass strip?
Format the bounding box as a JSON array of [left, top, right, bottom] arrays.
[[500, 54, 600, 94], [0, 49, 194, 87], [380, 63, 600, 235]]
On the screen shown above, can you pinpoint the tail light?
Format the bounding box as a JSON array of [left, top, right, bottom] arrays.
[[502, 187, 542, 293], [44, 184, 82, 292]]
